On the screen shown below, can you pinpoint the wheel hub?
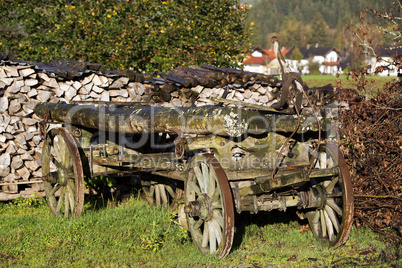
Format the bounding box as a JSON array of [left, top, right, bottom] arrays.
[[185, 194, 212, 221]]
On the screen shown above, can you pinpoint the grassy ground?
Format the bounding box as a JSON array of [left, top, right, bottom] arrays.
[[302, 74, 396, 89], [0, 196, 400, 267]]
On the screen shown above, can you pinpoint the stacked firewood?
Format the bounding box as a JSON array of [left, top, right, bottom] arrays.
[[0, 60, 283, 200]]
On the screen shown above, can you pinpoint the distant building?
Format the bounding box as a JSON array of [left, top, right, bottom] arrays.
[[242, 47, 289, 75], [242, 45, 341, 76], [366, 46, 402, 76], [286, 44, 341, 75]]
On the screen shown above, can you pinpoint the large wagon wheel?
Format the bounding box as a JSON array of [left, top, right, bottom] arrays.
[[141, 177, 184, 208], [42, 127, 85, 218], [185, 153, 235, 258], [306, 144, 353, 247]]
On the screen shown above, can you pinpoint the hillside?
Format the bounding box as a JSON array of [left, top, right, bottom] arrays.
[[247, 0, 393, 49]]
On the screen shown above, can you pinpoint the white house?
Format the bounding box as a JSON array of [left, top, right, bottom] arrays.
[[366, 46, 402, 76], [242, 45, 341, 76], [286, 44, 341, 75]]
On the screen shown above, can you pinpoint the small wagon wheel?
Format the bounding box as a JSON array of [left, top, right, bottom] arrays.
[[141, 177, 184, 209], [42, 127, 85, 218], [306, 144, 353, 247], [185, 153, 235, 258]]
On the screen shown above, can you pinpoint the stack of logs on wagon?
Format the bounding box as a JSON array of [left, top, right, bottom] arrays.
[[2, 58, 312, 201]]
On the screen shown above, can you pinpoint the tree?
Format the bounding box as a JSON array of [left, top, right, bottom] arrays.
[[290, 47, 303, 61], [0, 0, 251, 73], [309, 12, 329, 46]]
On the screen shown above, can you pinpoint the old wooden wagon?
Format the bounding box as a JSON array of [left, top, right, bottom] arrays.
[[34, 101, 353, 258]]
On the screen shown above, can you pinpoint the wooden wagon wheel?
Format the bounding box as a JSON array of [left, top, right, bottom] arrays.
[[185, 153, 235, 258], [42, 127, 85, 218], [306, 144, 354, 247], [141, 178, 184, 208]]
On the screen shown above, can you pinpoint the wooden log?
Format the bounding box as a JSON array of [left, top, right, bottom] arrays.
[[190, 65, 225, 80], [64, 87, 77, 100], [109, 89, 129, 98], [27, 88, 38, 98], [37, 90, 53, 102], [0, 153, 11, 168], [38, 72, 51, 82], [0, 77, 14, 86], [159, 73, 191, 88], [20, 86, 31, 93], [11, 156, 23, 170], [34, 102, 269, 137], [172, 67, 216, 87], [167, 68, 197, 87], [92, 75, 103, 86], [92, 85, 104, 94], [0, 97, 8, 113], [9, 99, 21, 114], [16, 166, 30, 181], [25, 79, 38, 87], [0, 167, 10, 177], [4, 66, 19, 77], [7, 80, 24, 93], [72, 81, 82, 90]]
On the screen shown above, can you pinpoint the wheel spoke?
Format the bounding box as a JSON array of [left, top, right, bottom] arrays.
[[207, 174, 216, 197], [64, 188, 70, 217], [211, 187, 220, 203], [49, 184, 61, 196], [327, 192, 343, 198], [193, 218, 204, 230], [326, 177, 339, 193], [212, 201, 222, 210], [201, 162, 209, 193], [159, 184, 168, 205], [312, 210, 320, 224], [211, 219, 222, 245], [323, 209, 335, 241], [165, 185, 176, 199], [194, 165, 206, 192], [325, 205, 340, 233], [209, 221, 217, 254], [155, 184, 161, 206], [189, 182, 202, 197], [67, 180, 76, 214], [213, 210, 224, 228], [56, 187, 66, 213], [327, 198, 342, 216], [320, 209, 327, 238], [202, 221, 209, 248]]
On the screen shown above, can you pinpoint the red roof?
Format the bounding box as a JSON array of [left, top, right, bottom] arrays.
[[242, 49, 289, 65]]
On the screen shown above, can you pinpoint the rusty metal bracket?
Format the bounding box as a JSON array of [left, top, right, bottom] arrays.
[[72, 127, 82, 138], [168, 128, 188, 159]]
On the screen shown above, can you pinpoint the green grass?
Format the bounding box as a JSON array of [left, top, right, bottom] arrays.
[[302, 74, 396, 89], [0, 196, 400, 267]]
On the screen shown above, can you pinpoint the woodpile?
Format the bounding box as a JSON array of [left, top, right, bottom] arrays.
[[0, 60, 283, 200]]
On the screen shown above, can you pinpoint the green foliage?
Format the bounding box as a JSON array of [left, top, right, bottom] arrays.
[[85, 175, 115, 192], [290, 47, 303, 61], [11, 193, 46, 208], [310, 12, 329, 46], [307, 59, 320, 75], [0, 0, 251, 73], [141, 211, 188, 252]]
